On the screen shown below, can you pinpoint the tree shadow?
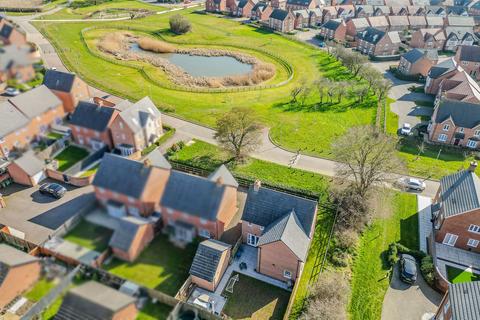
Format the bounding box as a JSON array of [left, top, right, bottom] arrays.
[[272, 99, 376, 114]]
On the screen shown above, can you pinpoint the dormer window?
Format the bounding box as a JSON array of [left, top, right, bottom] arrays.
[[443, 124, 450, 131]]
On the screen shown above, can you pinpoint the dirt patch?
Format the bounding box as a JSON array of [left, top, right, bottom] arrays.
[[96, 32, 276, 88]]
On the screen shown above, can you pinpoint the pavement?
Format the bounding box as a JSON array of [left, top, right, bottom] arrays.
[[381, 264, 442, 320], [6, 10, 440, 198], [417, 195, 433, 253]]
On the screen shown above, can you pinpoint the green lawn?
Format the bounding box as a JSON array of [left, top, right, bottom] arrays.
[[24, 278, 57, 302], [42, 295, 63, 320], [105, 234, 197, 296], [446, 266, 480, 284], [79, 162, 100, 177], [136, 300, 172, 320], [34, 11, 377, 161], [46, 132, 64, 140], [54, 145, 89, 172], [222, 272, 291, 320], [63, 220, 113, 252], [349, 192, 418, 320]]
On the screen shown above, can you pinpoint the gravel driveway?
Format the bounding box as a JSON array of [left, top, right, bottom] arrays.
[[381, 264, 442, 320]]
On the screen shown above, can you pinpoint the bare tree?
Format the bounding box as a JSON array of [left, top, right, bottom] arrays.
[[290, 86, 303, 103], [332, 126, 404, 198], [359, 66, 383, 91], [214, 107, 262, 161], [373, 78, 393, 102], [326, 79, 336, 103], [342, 51, 368, 77], [299, 85, 312, 107], [315, 77, 327, 104], [336, 81, 348, 103]]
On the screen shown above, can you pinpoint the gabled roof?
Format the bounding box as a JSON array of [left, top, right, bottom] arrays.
[[55, 281, 136, 320], [445, 27, 476, 41], [435, 97, 480, 127], [367, 15, 389, 28], [448, 281, 480, 320], [145, 149, 171, 170], [93, 153, 154, 199], [425, 16, 444, 26], [440, 70, 480, 103], [160, 171, 227, 221], [349, 17, 371, 29], [189, 239, 231, 282], [117, 97, 161, 134], [242, 185, 317, 235], [286, 0, 312, 5], [70, 101, 117, 132], [388, 15, 409, 26], [109, 216, 147, 252], [446, 5, 468, 15], [257, 210, 310, 261], [252, 1, 268, 11], [270, 8, 290, 21], [407, 15, 427, 26], [43, 70, 77, 93], [358, 26, 386, 44], [427, 58, 458, 79], [0, 244, 38, 267], [402, 48, 438, 63], [447, 16, 475, 27], [208, 164, 238, 188], [12, 150, 44, 176], [456, 45, 480, 63], [355, 5, 375, 14], [322, 19, 342, 30], [9, 85, 61, 118], [438, 168, 480, 217], [0, 100, 29, 137]]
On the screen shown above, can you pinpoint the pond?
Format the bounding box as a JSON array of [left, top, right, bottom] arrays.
[[130, 43, 253, 77]]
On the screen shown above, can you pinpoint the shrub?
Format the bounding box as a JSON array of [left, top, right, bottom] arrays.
[[331, 249, 349, 268], [387, 243, 398, 267], [395, 243, 426, 261], [420, 255, 435, 286], [138, 37, 175, 53], [169, 14, 192, 35], [335, 229, 358, 253], [330, 188, 369, 232]]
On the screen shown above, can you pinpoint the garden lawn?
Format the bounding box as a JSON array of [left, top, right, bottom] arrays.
[[25, 278, 56, 302], [63, 220, 113, 252], [54, 145, 89, 172], [446, 266, 480, 284], [79, 163, 100, 177], [34, 11, 376, 159], [349, 192, 418, 320], [105, 234, 197, 296], [222, 273, 291, 320], [136, 300, 172, 320]]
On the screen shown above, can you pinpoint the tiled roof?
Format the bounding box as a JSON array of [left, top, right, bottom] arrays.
[[145, 149, 171, 170], [0, 100, 29, 137], [109, 216, 146, 252], [9, 85, 61, 118], [358, 26, 386, 44], [117, 97, 161, 134], [12, 150, 44, 176], [427, 58, 458, 79], [270, 8, 290, 21], [367, 15, 389, 28], [0, 244, 38, 267], [457, 45, 480, 63], [189, 239, 231, 282], [408, 15, 427, 25], [447, 16, 475, 27], [0, 45, 31, 72], [425, 16, 444, 26], [448, 281, 480, 320], [322, 19, 342, 30], [43, 70, 77, 93], [434, 98, 480, 129], [402, 48, 438, 63], [350, 17, 371, 28], [70, 101, 117, 132], [208, 164, 238, 188], [388, 15, 409, 26], [441, 70, 480, 103], [439, 168, 480, 217], [286, 0, 311, 5]]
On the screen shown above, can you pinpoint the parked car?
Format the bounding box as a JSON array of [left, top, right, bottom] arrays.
[[4, 87, 20, 96], [400, 123, 412, 135], [318, 41, 325, 47], [193, 294, 214, 312], [397, 177, 426, 191], [39, 183, 67, 199], [399, 254, 417, 284]]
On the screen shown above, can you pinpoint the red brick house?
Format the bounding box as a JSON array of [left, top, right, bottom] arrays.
[[241, 181, 317, 283], [321, 6, 337, 24], [454, 45, 480, 81], [432, 163, 480, 253], [69, 101, 119, 151], [268, 9, 295, 33], [206, 0, 227, 12], [437, 70, 480, 104], [189, 239, 231, 291], [0, 23, 26, 46], [109, 216, 155, 262], [357, 27, 401, 57], [425, 58, 460, 95], [43, 70, 91, 113], [285, 0, 317, 11], [0, 85, 64, 159], [7, 151, 45, 186], [319, 19, 347, 42], [410, 28, 446, 50], [231, 0, 257, 17], [434, 282, 480, 320], [427, 98, 480, 148], [0, 244, 41, 309], [346, 17, 371, 38], [54, 281, 138, 320], [398, 48, 438, 77], [251, 2, 273, 21]]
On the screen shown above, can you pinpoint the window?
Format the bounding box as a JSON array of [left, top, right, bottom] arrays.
[[283, 270, 292, 279], [443, 124, 450, 131], [247, 233, 259, 246], [467, 140, 477, 148], [199, 229, 211, 238], [458, 127, 464, 133], [475, 130, 480, 137], [468, 224, 480, 233], [442, 233, 458, 246], [467, 239, 479, 248], [438, 134, 448, 142], [167, 208, 173, 215]]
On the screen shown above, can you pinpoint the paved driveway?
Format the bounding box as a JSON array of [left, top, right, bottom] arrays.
[[382, 264, 442, 320]]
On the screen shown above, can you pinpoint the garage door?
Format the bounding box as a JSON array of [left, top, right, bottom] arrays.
[[32, 170, 46, 185]]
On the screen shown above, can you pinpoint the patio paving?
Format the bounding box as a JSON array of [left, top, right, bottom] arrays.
[[417, 195, 432, 253], [435, 242, 480, 279], [187, 287, 226, 316]]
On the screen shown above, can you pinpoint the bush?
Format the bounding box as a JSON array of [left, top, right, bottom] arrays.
[[387, 243, 398, 267], [331, 249, 349, 268], [395, 243, 426, 261], [169, 14, 192, 35], [330, 188, 369, 232], [420, 255, 435, 286], [335, 229, 358, 253]]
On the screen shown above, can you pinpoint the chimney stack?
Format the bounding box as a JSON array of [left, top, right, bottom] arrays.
[[253, 180, 261, 192], [216, 177, 224, 186], [144, 159, 151, 168], [468, 161, 477, 172]]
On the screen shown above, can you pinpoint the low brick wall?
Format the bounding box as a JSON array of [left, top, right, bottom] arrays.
[[45, 168, 94, 187]]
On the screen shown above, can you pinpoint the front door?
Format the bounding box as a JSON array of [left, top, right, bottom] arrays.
[[247, 233, 259, 247], [454, 138, 460, 146]]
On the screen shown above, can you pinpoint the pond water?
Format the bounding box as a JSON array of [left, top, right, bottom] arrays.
[[130, 43, 253, 77]]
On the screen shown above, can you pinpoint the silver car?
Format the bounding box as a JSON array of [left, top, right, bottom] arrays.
[[398, 177, 426, 191]]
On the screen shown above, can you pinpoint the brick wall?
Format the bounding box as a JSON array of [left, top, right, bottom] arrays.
[[0, 261, 41, 308], [258, 241, 301, 282], [435, 209, 480, 253]]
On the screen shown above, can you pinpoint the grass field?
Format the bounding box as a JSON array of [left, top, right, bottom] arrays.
[[137, 300, 172, 320], [63, 220, 113, 252], [54, 145, 89, 172], [222, 273, 291, 320], [25, 278, 57, 302], [446, 266, 480, 284], [349, 192, 418, 320], [34, 10, 376, 160]]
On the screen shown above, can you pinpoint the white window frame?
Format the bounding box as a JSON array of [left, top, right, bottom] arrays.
[[468, 224, 480, 234], [438, 134, 448, 142], [442, 233, 458, 246], [458, 127, 464, 133], [283, 270, 292, 279], [443, 124, 450, 131], [247, 233, 259, 247], [467, 239, 479, 248], [467, 140, 477, 148], [199, 229, 211, 238], [475, 130, 480, 137]]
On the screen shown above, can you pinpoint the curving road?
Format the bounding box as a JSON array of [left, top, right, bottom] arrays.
[[8, 8, 440, 198]]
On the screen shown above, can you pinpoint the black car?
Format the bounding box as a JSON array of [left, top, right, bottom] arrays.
[[39, 183, 67, 199], [400, 254, 417, 284]]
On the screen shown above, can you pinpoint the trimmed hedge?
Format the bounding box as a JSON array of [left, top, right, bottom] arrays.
[[420, 255, 435, 286]]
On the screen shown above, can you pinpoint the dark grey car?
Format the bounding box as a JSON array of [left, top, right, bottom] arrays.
[[39, 183, 67, 199], [400, 254, 417, 284]]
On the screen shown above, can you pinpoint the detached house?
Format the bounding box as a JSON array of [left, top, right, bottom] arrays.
[[268, 9, 295, 33], [454, 45, 480, 81], [428, 97, 480, 148], [231, 0, 257, 17], [251, 2, 273, 20], [69, 101, 119, 151], [435, 282, 480, 320], [346, 17, 371, 38], [241, 181, 317, 283], [357, 27, 401, 56], [410, 28, 446, 50], [443, 27, 476, 51], [425, 58, 460, 95], [319, 19, 347, 42], [206, 0, 227, 12], [43, 70, 91, 113], [0, 244, 41, 309], [0, 23, 26, 46], [110, 97, 163, 156], [398, 48, 438, 77]]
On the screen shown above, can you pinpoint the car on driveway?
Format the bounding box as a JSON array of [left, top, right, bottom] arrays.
[[4, 87, 20, 96], [400, 254, 417, 284], [397, 177, 426, 191], [39, 183, 67, 199], [400, 123, 412, 136]]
